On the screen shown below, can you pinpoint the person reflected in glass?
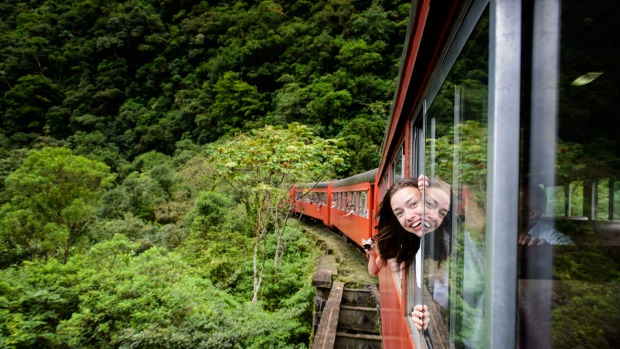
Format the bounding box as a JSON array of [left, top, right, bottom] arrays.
[[518, 185, 573, 246], [367, 175, 451, 330], [517, 184, 572, 349]]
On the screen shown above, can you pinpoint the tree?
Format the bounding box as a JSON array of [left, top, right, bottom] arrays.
[[208, 123, 345, 302], [0, 233, 318, 348], [0, 74, 63, 135], [99, 151, 176, 221], [337, 104, 388, 174], [0, 147, 115, 265], [195, 71, 267, 143]]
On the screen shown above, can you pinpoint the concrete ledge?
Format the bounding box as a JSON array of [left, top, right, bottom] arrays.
[[312, 255, 338, 289], [312, 281, 345, 349]]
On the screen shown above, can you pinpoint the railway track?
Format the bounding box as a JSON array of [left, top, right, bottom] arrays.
[[308, 222, 382, 349]]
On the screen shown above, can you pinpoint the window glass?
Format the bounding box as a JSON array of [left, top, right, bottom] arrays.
[[614, 181, 620, 220], [415, 9, 489, 348], [361, 192, 368, 217], [596, 179, 610, 220], [569, 182, 584, 217], [346, 192, 352, 212], [393, 145, 404, 183], [518, 1, 620, 347]]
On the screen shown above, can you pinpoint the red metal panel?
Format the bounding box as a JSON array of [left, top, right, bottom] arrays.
[[378, 265, 415, 349]]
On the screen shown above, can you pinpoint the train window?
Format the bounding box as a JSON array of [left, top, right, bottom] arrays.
[[595, 179, 609, 220], [548, 185, 567, 217], [614, 181, 620, 220], [408, 5, 490, 349], [392, 144, 404, 183], [410, 117, 421, 179], [381, 174, 389, 202], [360, 192, 368, 218], [344, 191, 353, 211], [518, 0, 620, 347]]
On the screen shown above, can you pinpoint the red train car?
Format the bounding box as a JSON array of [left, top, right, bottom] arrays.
[[292, 169, 377, 250], [292, 181, 332, 226], [329, 169, 377, 248]]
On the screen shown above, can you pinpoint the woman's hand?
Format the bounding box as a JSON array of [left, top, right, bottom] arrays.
[[418, 174, 430, 190], [367, 250, 384, 276], [411, 304, 430, 331], [519, 234, 547, 246]]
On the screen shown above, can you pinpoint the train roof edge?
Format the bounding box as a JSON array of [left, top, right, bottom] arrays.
[[294, 180, 331, 189], [332, 168, 378, 188]]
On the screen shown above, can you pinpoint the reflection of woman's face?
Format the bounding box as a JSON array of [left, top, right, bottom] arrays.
[[426, 187, 450, 229], [391, 186, 450, 237]]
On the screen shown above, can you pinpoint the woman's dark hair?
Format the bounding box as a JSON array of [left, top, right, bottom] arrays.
[[375, 177, 451, 268]]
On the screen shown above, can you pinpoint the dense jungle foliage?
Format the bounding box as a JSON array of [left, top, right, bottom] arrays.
[[0, 0, 412, 347], [0, 0, 409, 174]]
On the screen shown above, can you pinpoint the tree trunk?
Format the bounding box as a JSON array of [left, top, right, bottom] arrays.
[[252, 207, 269, 303]]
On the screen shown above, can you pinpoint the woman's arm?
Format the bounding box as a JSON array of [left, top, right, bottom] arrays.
[[367, 246, 385, 276]]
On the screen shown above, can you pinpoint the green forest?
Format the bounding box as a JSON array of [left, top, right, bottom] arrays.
[[0, 0, 411, 347]]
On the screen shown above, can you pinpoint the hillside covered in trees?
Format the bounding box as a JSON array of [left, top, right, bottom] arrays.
[[0, 0, 411, 347], [1, 0, 410, 175]]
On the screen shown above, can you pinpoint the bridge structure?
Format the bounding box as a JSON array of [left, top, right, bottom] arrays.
[[311, 253, 382, 349]]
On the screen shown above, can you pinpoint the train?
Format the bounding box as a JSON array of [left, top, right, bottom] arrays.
[[295, 0, 620, 348], [292, 169, 377, 249]]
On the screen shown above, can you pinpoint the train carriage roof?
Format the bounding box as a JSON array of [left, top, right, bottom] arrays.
[[294, 180, 331, 190], [332, 169, 378, 188]]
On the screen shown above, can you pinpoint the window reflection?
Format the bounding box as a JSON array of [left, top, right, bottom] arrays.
[[418, 9, 490, 349], [400, 1, 619, 347], [518, 0, 620, 348]]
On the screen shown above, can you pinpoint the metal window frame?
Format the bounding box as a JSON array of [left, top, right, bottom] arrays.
[[485, 0, 522, 347]]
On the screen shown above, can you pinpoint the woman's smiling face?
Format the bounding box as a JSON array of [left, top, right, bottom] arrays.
[[390, 185, 450, 237], [391, 186, 426, 237]]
